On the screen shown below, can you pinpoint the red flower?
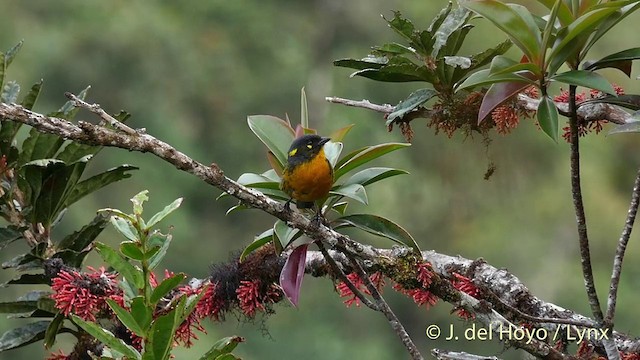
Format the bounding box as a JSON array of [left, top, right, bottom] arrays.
[[451, 273, 480, 298], [45, 350, 68, 360], [336, 273, 366, 307], [50, 267, 119, 321], [391, 262, 439, 310], [236, 280, 266, 317], [194, 282, 225, 321], [492, 105, 520, 134]]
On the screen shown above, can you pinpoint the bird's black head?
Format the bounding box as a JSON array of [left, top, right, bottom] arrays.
[[286, 134, 330, 163]]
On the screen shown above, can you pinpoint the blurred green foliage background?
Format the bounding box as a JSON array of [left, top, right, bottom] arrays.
[[1, 1, 639, 359]]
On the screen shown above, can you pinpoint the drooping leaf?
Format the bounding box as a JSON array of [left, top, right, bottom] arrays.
[[57, 213, 108, 252], [584, 47, 640, 77], [0, 321, 49, 352], [64, 165, 138, 207], [71, 315, 141, 360], [333, 214, 421, 253], [4, 274, 48, 286], [551, 70, 615, 95], [333, 56, 388, 71], [279, 244, 308, 307], [478, 75, 537, 123], [44, 313, 65, 349], [334, 142, 410, 180], [95, 242, 144, 289], [247, 115, 295, 167], [199, 336, 245, 360], [386, 88, 438, 123], [0, 226, 23, 251], [330, 183, 368, 205], [341, 167, 409, 187], [0, 301, 38, 314], [537, 95, 559, 142]]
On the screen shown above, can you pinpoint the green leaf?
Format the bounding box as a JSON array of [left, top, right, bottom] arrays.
[[240, 229, 275, 261], [456, 68, 535, 92], [131, 297, 152, 334], [4, 41, 24, 68], [106, 298, 147, 338], [20, 79, 43, 110], [333, 214, 420, 253], [551, 70, 615, 95], [0, 321, 49, 352], [57, 213, 108, 252], [461, 0, 541, 61], [120, 241, 144, 261], [537, 96, 559, 142], [387, 89, 438, 123], [4, 274, 48, 286], [247, 115, 295, 167], [324, 141, 343, 168], [146, 197, 183, 229], [131, 190, 149, 216], [341, 167, 409, 187], [0, 226, 23, 251], [329, 124, 355, 143], [331, 201, 349, 216], [95, 242, 144, 289], [148, 232, 172, 270], [0, 301, 38, 314], [44, 313, 65, 349], [384, 11, 416, 43], [53, 86, 89, 121], [147, 299, 182, 360], [372, 42, 415, 57], [71, 315, 141, 360], [151, 273, 187, 305], [330, 183, 368, 205], [432, 8, 472, 57], [349, 57, 429, 83], [274, 220, 300, 249], [333, 56, 387, 71], [582, 2, 640, 57], [110, 215, 138, 242], [535, 0, 574, 26], [199, 336, 245, 360], [548, 6, 620, 73], [64, 164, 138, 207], [301, 87, 309, 128], [335, 143, 410, 180], [584, 47, 640, 76], [18, 128, 65, 164]]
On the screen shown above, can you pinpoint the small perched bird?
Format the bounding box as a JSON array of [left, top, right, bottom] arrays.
[[280, 134, 333, 212]]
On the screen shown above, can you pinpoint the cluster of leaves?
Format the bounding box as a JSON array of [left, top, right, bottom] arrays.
[[456, 0, 640, 141], [334, 4, 512, 136], [0, 42, 138, 354], [66, 191, 242, 360], [225, 90, 420, 305]]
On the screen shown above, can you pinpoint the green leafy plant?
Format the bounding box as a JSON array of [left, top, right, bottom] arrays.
[[0, 41, 137, 354], [225, 90, 419, 305], [456, 0, 640, 141]]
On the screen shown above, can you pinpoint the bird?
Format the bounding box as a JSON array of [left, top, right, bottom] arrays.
[[280, 134, 333, 215]]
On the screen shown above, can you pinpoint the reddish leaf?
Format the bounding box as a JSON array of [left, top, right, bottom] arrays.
[[478, 72, 537, 124], [279, 244, 308, 307]]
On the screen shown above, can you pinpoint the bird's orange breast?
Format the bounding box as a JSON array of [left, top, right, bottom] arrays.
[[282, 148, 333, 202]]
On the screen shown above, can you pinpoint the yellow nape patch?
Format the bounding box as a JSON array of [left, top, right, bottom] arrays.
[[289, 148, 298, 156]]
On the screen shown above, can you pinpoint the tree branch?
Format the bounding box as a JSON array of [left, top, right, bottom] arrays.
[[2, 99, 639, 358]]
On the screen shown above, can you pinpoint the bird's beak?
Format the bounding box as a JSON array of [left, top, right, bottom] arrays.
[[319, 137, 331, 146]]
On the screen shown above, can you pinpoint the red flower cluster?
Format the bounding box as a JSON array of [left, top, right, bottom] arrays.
[[50, 266, 120, 321], [392, 262, 439, 310], [45, 350, 68, 360], [336, 272, 385, 307], [557, 84, 625, 142], [236, 280, 281, 317]]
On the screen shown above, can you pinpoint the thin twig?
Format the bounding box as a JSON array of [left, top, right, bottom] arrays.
[[316, 240, 379, 311], [325, 96, 394, 113], [605, 168, 640, 325], [431, 349, 500, 360], [65, 92, 138, 135], [342, 249, 425, 360], [568, 85, 604, 323]]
